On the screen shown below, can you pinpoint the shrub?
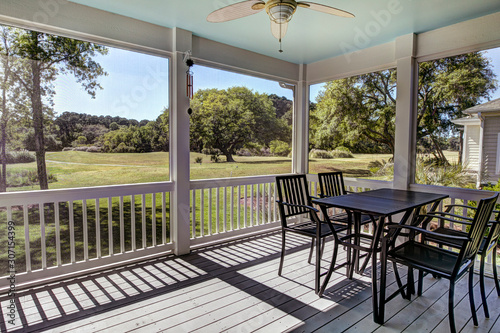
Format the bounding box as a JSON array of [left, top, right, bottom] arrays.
[[270, 140, 291, 157], [334, 146, 351, 153], [86, 146, 102, 153], [5, 150, 36, 164], [309, 149, 333, 159], [113, 142, 136, 153], [62, 147, 74, 151], [194, 156, 203, 164], [7, 170, 57, 187], [369, 159, 393, 178], [415, 158, 474, 187], [330, 149, 354, 158]]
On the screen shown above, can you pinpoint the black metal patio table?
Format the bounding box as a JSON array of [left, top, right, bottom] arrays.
[[312, 188, 448, 323]]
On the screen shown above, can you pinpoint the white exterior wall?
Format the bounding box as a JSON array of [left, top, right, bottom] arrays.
[[463, 125, 481, 172], [483, 116, 500, 183]]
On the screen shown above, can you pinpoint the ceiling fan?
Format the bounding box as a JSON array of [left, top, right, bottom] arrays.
[[207, 0, 355, 52]]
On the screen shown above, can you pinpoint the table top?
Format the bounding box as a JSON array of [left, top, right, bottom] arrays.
[[312, 188, 448, 216]]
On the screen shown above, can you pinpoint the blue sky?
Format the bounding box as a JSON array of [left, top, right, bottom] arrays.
[[53, 47, 500, 121]]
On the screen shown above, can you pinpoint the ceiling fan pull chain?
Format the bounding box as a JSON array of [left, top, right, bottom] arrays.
[[279, 39, 283, 53]]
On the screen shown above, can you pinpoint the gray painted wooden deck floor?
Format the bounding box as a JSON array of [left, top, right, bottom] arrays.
[[2, 231, 500, 332]]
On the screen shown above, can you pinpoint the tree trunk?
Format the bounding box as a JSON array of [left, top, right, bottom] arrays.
[[0, 90, 7, 192], [0, 51, 9, 192], [31, 58, 49, 190], [225, 153, 235, 163]]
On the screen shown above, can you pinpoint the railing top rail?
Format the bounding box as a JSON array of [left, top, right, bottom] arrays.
[[190, 174, 292, 189], [410, 183, 499, 202], [0, 181, 175, 206]]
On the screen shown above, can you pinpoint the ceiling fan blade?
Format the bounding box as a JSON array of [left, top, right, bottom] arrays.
[[207, 0, 265, 23], [298, 2, 355, 18], [270, 21, 288, 40]]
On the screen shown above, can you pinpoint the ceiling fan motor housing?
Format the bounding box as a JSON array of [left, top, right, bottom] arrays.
[[265, 0, 298, 23]]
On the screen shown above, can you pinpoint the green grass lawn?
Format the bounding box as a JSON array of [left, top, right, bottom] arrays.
[[6, 151, 407, 191]]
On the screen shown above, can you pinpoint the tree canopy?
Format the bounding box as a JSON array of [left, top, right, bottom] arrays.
[[310, 52, 497, 161], [189, 87, 290, 162]]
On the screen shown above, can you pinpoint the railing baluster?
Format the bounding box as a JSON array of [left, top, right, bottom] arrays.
[[216, 187, 220, 234], [152, 192, 157, 246], [256, 184, 260, 225], [208, 188, 219, 235], [162, 192, 167, 244], [141, 194, 146, 248], [236, 185, 241, 230], [83, 199, 88, 261], [191, 189, 196, 239], [131, 195, 136, 251], [200, 189, 205, 237], [244, 185, 248, 228], [222, 187, 229, 230], [120, 196, 125, 253], [250, 185, 254, 227], [69, 201, 76, 263], [40, 203, 47, 269], [108, 197, 113, 256], [229, 186, 234, 231], [96, 199, 101, 259], [24, 205, 31, 273]]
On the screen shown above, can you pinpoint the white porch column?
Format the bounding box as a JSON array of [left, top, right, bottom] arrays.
[[293, 64, 309, 174], [393, 34, 418, 190], [171, 28, 192, 255]]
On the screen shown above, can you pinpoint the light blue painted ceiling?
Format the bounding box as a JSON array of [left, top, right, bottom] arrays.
[[68, 0, 500, 64]]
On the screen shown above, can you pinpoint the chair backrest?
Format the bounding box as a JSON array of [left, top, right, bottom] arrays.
[[275, 174, 313, 224], [456, 194, 499, 272], [318, 172, 347, 198], [483, 209, 500, 254]]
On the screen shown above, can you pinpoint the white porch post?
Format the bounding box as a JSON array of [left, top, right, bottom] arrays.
[[293, 64, 309, 174], [393, 34, 418, 190], [171, 28, 192, 255]]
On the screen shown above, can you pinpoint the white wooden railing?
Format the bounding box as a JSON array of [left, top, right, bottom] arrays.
[[0, 182, 174, 290], [189, 175, 281, 247], [1, 175, 497, 291]]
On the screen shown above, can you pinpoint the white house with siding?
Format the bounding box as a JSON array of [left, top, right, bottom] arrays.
[[453, 98, 500, 185]]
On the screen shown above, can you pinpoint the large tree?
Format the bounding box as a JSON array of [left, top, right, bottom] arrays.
[[311, 70, 396, 153], [311, 52, 496, 160], [190, 87, 288, 162], [11, 29, 108, 189]]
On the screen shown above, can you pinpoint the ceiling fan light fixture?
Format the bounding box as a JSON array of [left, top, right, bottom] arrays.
[[266, 0, 297, 24]]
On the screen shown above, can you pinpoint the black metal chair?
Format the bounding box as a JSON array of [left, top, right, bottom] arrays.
[[419, 204, 500, 318], [275, 174, 348, 294], [317, 172, 377, 227], [379, 193, 498, 333]]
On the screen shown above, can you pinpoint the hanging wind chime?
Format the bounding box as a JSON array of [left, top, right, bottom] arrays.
[[184, 51, 194, 115]]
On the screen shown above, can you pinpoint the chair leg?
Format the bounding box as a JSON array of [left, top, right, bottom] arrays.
[[406, 267, 414, 299], [479, 254, 490, 318], [392, 262, 406, 299], [469, 266, 479, 326], [449, 280, 457, 333], [278, 231, 286, 276], [308, 239, 314, 264], [492, 249, 500, 297], [315, 236, 321, 294], [417, 270, 424, 296]]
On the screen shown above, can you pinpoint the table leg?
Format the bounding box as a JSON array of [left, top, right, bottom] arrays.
[[371, 215, 385, 323]]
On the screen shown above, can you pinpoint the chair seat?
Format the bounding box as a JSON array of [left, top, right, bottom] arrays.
[[284, 220, 347, 237], [389, 241, 467, 278]]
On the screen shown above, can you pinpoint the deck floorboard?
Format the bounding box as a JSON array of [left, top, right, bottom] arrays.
[[1, 231, 499, 332]]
